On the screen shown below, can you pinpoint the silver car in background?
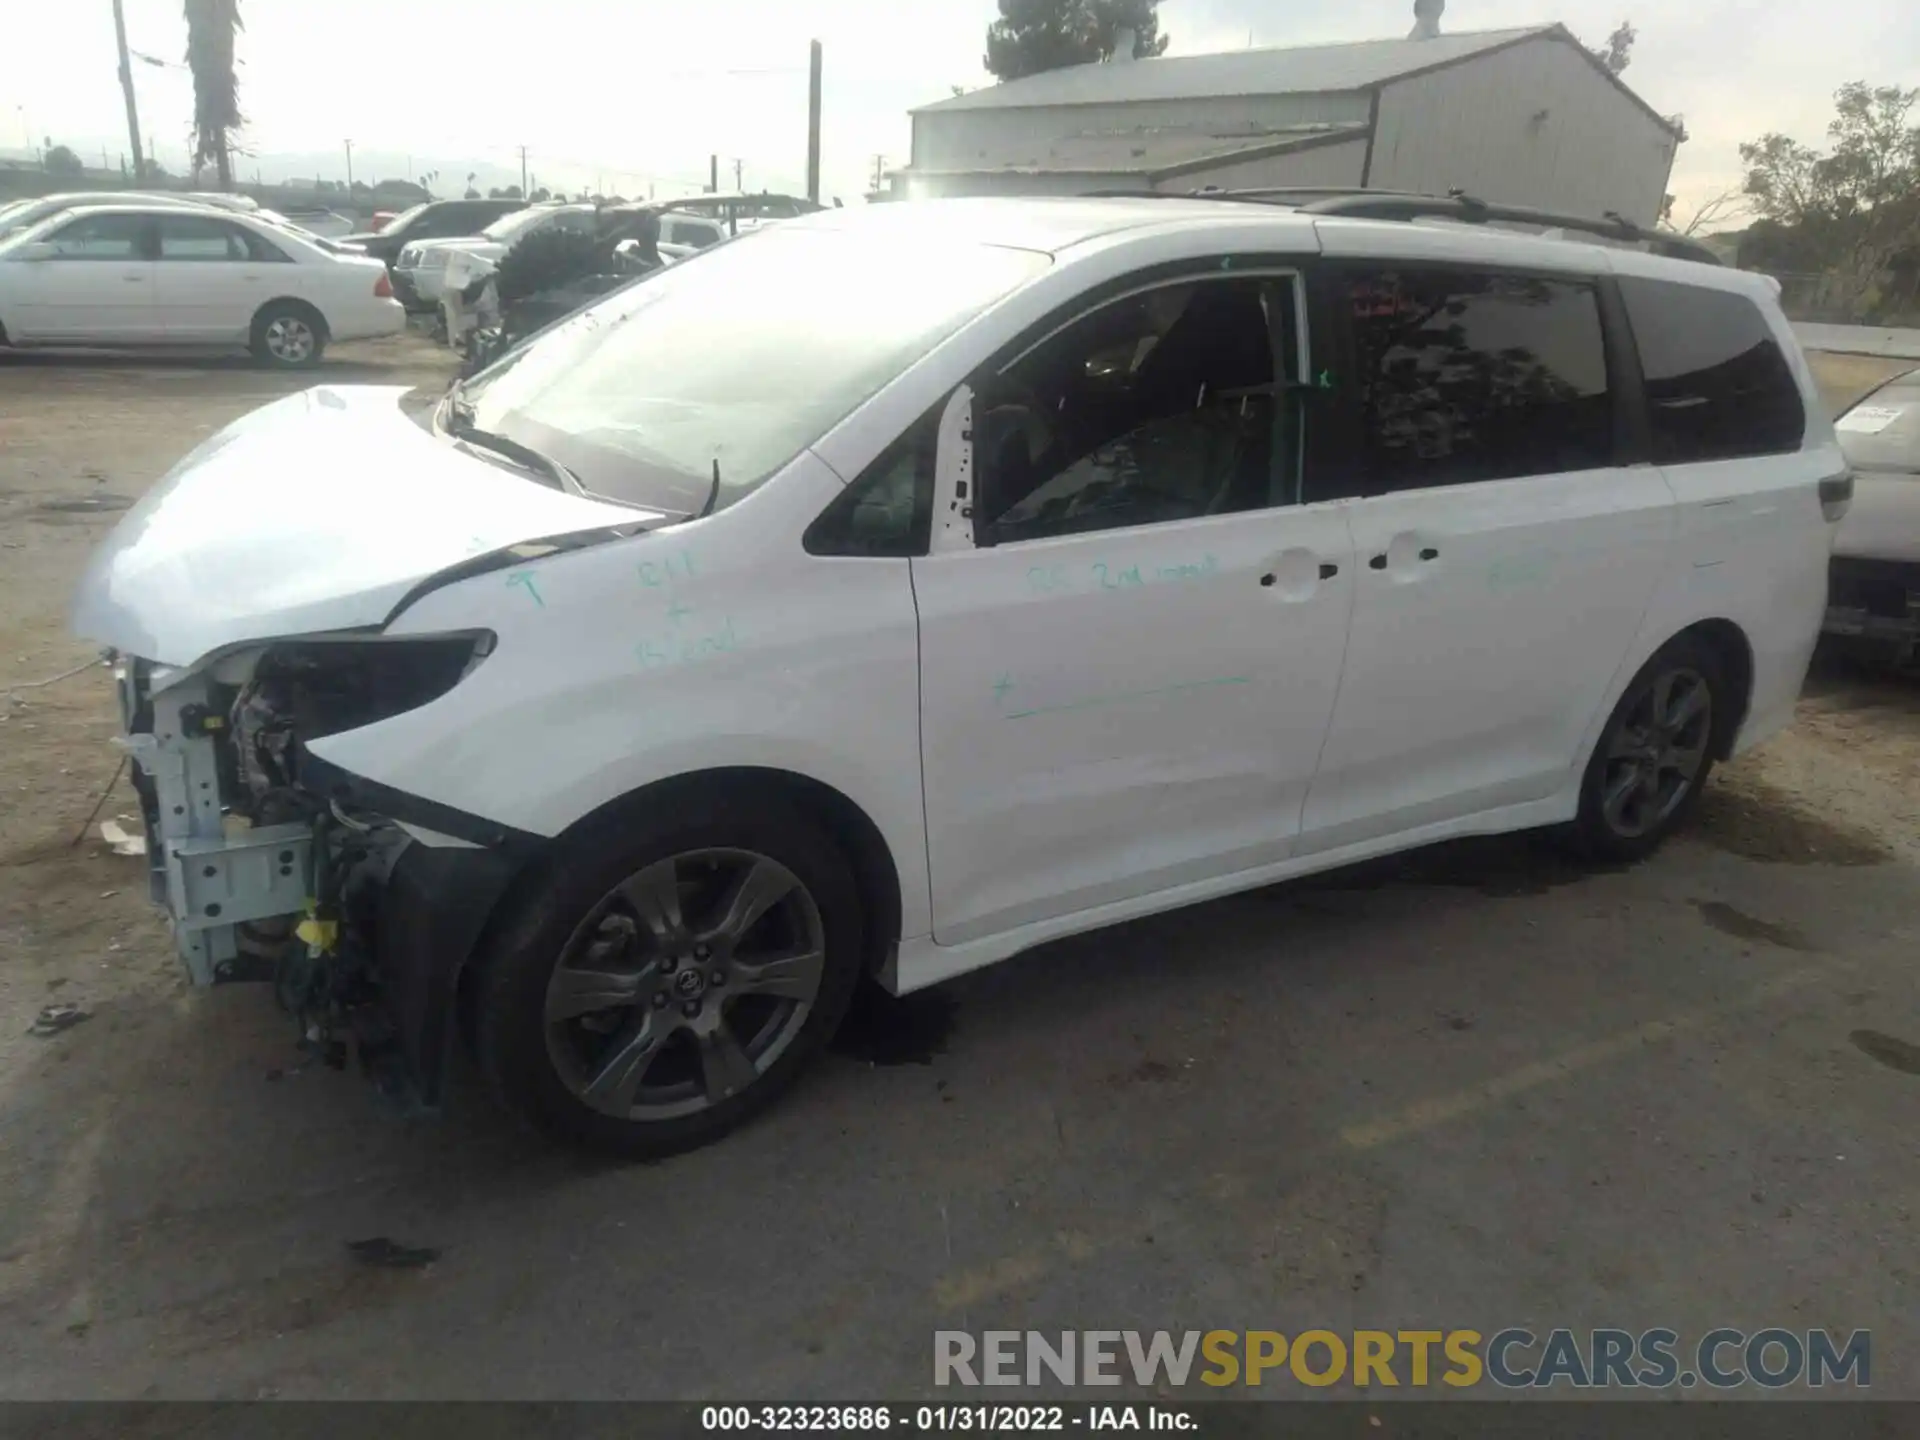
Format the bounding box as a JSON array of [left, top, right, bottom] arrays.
[[1827, 369, 1920, 665]]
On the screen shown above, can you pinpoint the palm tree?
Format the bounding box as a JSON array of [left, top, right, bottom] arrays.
[[183, 0, 242, 189]]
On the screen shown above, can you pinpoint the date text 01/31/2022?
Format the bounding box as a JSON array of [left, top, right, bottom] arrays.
[[700, 1405, 1196, 1432]]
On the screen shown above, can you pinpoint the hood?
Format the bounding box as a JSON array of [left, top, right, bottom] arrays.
[[72, 386, 664, 668]]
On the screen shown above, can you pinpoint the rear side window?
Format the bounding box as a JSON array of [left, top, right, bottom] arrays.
[[1618, 277, 1806, 463], [1341, 267, 1614, 492]]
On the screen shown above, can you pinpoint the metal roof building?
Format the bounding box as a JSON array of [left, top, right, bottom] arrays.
[[901, 22, 1684, 226]]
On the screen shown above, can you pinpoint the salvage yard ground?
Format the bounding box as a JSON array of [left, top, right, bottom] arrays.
[[0, 338, 1916, 1399]]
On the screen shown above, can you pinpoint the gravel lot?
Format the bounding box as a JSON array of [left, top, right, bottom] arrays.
[[0, 339, 1916, 1401]]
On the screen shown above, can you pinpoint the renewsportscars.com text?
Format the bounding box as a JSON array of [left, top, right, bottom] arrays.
[[933, 1328, 1871, 1390]]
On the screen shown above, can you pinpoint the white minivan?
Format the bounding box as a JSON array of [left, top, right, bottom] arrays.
[[72, 195, 1847, 1156]]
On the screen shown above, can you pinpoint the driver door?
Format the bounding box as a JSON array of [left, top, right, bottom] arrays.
[[911, 266, 1358, 946], [9, 212, 156, 342]]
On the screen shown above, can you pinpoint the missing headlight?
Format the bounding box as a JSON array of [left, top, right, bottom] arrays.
[[232, 634, 492, 820]]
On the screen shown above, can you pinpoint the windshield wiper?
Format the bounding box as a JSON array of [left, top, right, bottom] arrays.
[[445, 409, 585, 498]]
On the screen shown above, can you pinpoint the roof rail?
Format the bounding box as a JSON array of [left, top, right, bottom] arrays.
[[1279, 189, 1724, 266], [1072, 185, 1723, 266]]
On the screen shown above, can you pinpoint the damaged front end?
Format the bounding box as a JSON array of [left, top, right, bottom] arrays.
[[119, 632, 523, 1105]]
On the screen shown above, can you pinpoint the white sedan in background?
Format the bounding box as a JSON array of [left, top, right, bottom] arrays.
[[0, 204, 403, 367]]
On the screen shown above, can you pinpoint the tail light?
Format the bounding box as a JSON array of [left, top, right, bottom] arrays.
[[374, 272, 393, 299], [1820, 471, 1854, 523]]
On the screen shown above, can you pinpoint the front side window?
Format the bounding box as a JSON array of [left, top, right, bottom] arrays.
[[40, 213, 149, 260], [457, 228, 1049, 516], [976, 275, 1304, 543], [1342, 266, 1614, 492], [1618, 276, 1806, 464]]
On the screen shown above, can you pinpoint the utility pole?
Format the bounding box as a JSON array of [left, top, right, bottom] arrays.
[[806, 38, 823, 205], [733, 158, 744, 192], [518, 144, 529, 196], [708, 155, 719, 194], [344, 138, 354, 189], [110, 0, 147, 184], [871, 154, 888, 194]]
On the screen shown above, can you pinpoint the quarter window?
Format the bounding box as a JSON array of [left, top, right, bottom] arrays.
[[1342, 267, 1614, 492], [1618, 276, 1806, 463], [977, 275, 1306, 543], [805, 409, 938, 557]]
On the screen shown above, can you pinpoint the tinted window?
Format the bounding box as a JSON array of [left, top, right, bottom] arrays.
[[976, 276, 1303, 543], [1343, 268, 1613, 492], [41, 213, 148, 259], [1618, 277, 1806, 463]]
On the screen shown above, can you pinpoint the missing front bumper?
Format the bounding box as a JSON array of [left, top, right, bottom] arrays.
[[119, 662, 532, 1105]]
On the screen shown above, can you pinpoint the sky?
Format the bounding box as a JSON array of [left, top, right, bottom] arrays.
[[2, 0, 1917, 219]]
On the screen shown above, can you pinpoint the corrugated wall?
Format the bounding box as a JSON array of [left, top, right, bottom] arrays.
[[1368, 37, 1678, 225], [911, 93, 1371, 172], [1160, 138, 1368, 193]]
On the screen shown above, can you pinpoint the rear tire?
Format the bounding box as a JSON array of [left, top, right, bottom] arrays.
[[1568, 634, 1726, 863], [474, 792, 865, 1159], [250, 301, 327, 369]]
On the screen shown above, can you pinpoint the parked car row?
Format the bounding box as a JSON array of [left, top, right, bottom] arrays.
[[388, 193, 823, 353], [0, 186, 828, 367]]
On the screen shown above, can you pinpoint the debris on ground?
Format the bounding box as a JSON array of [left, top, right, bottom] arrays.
[[346, 1237, 442, 1270], [99, 820, 146, 857], [29, 1003, 91, 1038]]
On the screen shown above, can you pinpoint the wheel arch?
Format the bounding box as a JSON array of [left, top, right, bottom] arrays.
[[251, 295, 330, 342], [1675, 616, 1756, 760], [566, 765, 907, 979], [453, 765, 907, 1050]]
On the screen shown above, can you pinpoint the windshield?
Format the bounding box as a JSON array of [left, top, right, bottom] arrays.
[[0, 200, 56, 239], [457, 227, 1049, 514], [381, 202, 430, 232], [482, 207, 564, 243]]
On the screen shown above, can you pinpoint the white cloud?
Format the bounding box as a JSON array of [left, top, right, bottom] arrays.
[[2, 0, 1914, 213]]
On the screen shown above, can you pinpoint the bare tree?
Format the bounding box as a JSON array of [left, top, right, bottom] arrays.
[[1666, 189, 1754, 238]]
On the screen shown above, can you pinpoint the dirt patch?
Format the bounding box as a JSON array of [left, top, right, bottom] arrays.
[[1851, 1030, 1920, 1076], [1693, 768, 1894, 865], [1691, 899, 1818, 952]]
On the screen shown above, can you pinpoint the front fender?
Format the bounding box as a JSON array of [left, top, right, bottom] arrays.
[[307, 451, 934, 938]]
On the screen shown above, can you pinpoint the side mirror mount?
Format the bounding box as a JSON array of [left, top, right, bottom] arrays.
[[930, 383, 977, 554]]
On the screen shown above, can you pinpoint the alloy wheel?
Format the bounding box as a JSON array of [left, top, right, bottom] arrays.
[[1599, 666, 1713, 839], [543, 849, 826, 1121], [264, 315, 316, 364]]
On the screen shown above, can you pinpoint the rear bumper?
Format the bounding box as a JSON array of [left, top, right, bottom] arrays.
[[333, 300, 408, 342], [389, 268, 445, 313], [1824, 555, 1920, 650]]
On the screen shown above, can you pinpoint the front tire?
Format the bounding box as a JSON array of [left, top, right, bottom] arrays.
[[1570, 634, 1725, 863], [474, 794, 864, 1158], [250, 301, 327, 369]]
